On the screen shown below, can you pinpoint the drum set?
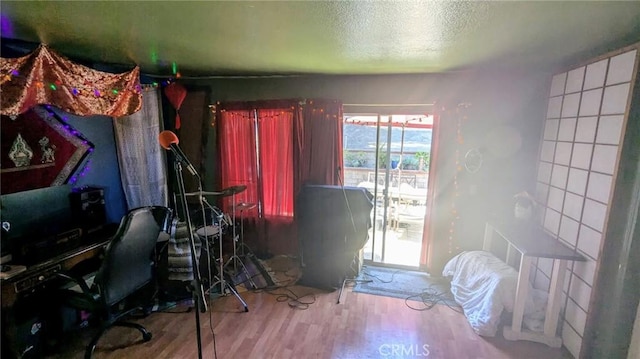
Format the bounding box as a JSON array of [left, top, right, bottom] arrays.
[[185, 185, 256, 311]]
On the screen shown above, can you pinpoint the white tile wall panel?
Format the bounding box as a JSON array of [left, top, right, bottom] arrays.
[[565, 299, 588, 336], [547, 96, 563, 119], [579, 88, 603, 117], [606, 50, 637, 85], [578, 224, 602, 260], [538, 162, 553, 184], [540, 47, 636, 359], [551, 164, 569, 189], [596, 115, 625, 144], [550, 72, 568, 96], [587, 172, 613, 203], [563, 321, 582, 359], [566, 67, 586, 93], [541, 140, 556, 163], [544, 119, 559, 140], [575, 116, 598, 143], [583, 199, 607, 232], [559, 236, 573, 249], [569, 274, 592, 311], [591, 144, 618, 175], [563, 192, 584, 221], [555, 142, 573, 166], [601, 83, 631, 115], [562, 93, 581, 118], [573, 258, 597, 286], [571, 143, 593, 170], [544, 208, 561, 235], [567, 168, 588, 196], [559, 215, 580, 247], [558, 118, 577, 141], [548, 187, 565, 212], [536, 182, 549, 204], [584, 59, 608, 90]]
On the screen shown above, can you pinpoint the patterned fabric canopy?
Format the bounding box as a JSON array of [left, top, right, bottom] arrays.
[[0, 44, 141, 117]]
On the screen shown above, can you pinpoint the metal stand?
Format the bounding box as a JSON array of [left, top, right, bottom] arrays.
[[199, 195, 249, 312], [337, 278, 372, 304], [224, 194, 256, 290], [236, 203, 257, 258], [173, 161, 207, 359]]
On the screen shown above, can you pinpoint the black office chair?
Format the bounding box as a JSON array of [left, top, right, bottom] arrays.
[[57, 206, 173, 359]]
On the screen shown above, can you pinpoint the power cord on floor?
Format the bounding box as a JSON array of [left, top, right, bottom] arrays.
[[358, 266, 462, 313], [259, 285, 317, 310], [361, 267, 402, 283], [404, 285, 464, 313]]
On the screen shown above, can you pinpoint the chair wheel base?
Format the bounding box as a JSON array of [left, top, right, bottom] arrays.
[[143, 332, 152, 342]]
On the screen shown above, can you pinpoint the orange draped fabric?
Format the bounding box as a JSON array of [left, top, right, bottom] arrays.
[[0, 44, 141, 117]]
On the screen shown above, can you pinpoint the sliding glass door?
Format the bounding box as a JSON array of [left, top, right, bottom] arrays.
[[343, 114, 432, 267]]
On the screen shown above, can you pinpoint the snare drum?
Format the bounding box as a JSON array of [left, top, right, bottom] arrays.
[[193, 206, 228, 240], [196, 224, 220, 238]]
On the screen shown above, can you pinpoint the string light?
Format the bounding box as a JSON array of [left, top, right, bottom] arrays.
[[445, 102, 471, 254], [41, 105, 95, 185]]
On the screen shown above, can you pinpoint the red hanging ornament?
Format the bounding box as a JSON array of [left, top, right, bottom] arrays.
[[164, 82, 187, 129]]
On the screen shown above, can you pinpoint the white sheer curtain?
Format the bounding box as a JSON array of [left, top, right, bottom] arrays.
[[113, 87, 168, 209]]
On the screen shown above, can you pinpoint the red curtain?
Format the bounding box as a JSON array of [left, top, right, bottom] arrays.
[[218, 110, 259, 211], [217, 99, 343, 256], [258, 109, 294, 219], [420, 113, 441, 269]]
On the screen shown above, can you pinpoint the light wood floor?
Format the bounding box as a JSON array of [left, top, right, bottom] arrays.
[[50, 286, 573, 359]]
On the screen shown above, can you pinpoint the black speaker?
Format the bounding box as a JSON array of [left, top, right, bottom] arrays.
[[69, 187, 106, 231], [296, 185, 373, 289]]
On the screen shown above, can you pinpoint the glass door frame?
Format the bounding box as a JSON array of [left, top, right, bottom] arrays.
[[343, 111, 433, 268]]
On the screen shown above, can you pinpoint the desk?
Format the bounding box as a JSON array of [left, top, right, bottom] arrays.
[[483, 221, 585, 348], [1, 228, 115, 358], [1, 239, 111, 308], [1, 224, 118, 308]]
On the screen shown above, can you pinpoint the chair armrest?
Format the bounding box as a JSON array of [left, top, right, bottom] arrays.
[[56, 272, 93, 294]]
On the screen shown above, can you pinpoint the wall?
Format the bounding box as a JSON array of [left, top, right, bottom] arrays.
[[60, 110, 127, 224], [0, 109, 127, 245], [532, 45, 639, 357], [196, 71, 549, 263]]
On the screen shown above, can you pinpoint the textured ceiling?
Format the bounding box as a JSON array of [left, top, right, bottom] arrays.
[[1, 1, 639, 76]]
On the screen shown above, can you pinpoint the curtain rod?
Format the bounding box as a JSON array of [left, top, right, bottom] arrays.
[[343, 103, 434, 107]]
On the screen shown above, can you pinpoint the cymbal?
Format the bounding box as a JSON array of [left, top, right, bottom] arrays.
[[233, 202, 256, 211], [221, 185, 247, 196], [184, 191, 225, 197]]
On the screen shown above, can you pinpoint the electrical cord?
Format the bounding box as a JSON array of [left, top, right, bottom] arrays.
[[246, 261, 317, 310], [360, 268, 401, 283], [250, 284, 317, 310], [404, 285, 464, 314], [359, 266, 461, 313]]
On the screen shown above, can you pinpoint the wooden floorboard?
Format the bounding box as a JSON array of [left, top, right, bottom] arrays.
[[48, 286, 573, 359]]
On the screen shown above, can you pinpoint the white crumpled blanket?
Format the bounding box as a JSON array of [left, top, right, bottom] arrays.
[[442, 250, 545, 337]]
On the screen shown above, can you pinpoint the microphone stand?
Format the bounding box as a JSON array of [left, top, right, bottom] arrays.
[[173, 160, 207, 359]]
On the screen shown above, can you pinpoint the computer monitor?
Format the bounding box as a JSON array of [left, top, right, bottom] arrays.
[[0, 185, 75, 264]]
